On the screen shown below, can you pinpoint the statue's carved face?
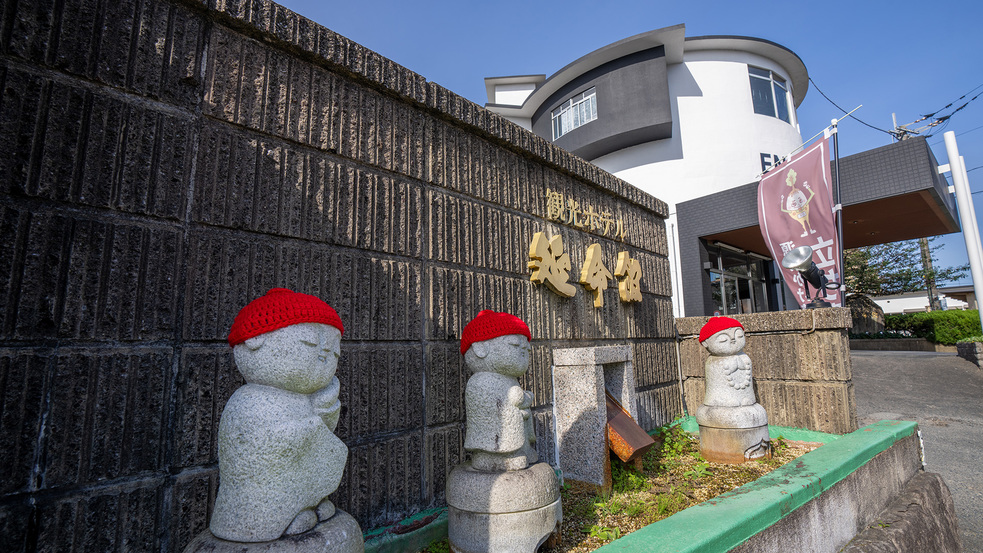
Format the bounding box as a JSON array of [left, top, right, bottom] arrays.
[[233, 322, 341, 394], [465, 334, 531, 378], [704, 327, 745, 356]]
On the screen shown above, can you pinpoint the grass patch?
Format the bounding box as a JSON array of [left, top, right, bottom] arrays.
[[419, 425, 816, 553]]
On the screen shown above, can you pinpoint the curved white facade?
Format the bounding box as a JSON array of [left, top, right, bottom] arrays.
[[593, 49, 803, 206], [486, 28, 809, 316]]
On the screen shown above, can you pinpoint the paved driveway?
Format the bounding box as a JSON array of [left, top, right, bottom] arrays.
[[851, 350, 983, 552]]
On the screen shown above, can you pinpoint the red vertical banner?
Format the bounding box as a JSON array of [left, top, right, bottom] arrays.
[[757, 137, 841, 308]]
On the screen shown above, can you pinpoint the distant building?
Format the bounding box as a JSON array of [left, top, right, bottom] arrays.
[[873, 286, 974, 314], [486, 25, 959, 317]]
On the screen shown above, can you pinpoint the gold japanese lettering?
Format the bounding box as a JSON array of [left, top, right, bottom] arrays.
[[564, 198, 585, 228], [579, 243, 612, 308], [615, 252, 642, 302], [545, 188, 565, 221], [528, 232, 576, 297], [615, 219, 628, 241]]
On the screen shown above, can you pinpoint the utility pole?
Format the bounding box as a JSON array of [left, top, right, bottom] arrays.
[[919, 237, 942, 311], [894, 113, 942, 310]]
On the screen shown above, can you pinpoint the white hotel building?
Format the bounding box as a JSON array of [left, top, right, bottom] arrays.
[[484, 25, 957, 317]]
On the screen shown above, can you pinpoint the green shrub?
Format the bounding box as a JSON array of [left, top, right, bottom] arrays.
[[848, 331, 912, 339], [957, 335, 983, 343], [885, 310, 981, 345]]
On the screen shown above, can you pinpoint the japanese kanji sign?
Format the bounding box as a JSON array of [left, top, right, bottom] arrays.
[[614, 252, 642, 302], [528, 232, 577, 297], [528, 232, 642, 307], [545, 188, 628, 241], [579, 244, 612, 307], [757, 137, 841, 307]]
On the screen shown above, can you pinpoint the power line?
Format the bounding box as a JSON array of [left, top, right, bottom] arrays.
[[961, 124, 983, 137], [808, 77, 894, 135], [931, 124, 983, 146], [898, 83, 983, 140], [912, 83, 983, 124]]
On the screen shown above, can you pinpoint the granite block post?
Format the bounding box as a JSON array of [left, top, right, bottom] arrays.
[[552, 345, 634, 493]]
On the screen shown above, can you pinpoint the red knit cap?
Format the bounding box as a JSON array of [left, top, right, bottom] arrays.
[[460, 310, 531, 355], [698, 316, 743, 343], [228, 288, 344, 347]]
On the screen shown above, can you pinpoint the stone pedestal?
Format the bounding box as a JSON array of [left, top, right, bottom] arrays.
[[695, 404, 770, 463], [183, 510, 364, 553], [446, 462, 561, 553]]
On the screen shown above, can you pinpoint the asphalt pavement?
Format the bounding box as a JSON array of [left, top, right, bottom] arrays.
[[851, 350, 983, 552]]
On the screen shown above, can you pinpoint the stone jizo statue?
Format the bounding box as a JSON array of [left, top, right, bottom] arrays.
[[461, 310, 538, 472], [694, 316, 770, 463], [701, 318, 754, 405], [210, 288, 350, 542], [447, 310, 561, 553]]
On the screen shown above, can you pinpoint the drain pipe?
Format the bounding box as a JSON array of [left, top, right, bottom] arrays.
[[674, 326, 688, 418]]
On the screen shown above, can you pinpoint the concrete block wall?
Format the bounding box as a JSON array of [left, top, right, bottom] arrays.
[[677, 308, 857, 434], [0, 1, 677, 551]]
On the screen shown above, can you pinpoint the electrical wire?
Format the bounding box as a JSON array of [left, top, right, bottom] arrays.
[[914, 83, 983, 123], [930, 124, 983, 146], [924, 118, 952, 139], [808, 77, 894, 136], [907, 84, 983, 139]]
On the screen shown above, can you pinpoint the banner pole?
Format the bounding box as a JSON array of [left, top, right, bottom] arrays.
[[830, 119, 845, 297], [944, 132, 983, 333]]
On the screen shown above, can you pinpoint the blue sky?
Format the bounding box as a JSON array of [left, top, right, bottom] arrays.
[[278, 0, 983, 286]]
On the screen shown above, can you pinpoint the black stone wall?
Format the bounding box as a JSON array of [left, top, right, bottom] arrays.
[[0, 1, 677, 551]]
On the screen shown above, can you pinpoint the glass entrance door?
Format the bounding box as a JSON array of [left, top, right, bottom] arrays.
[[705, 242, 772, 315]]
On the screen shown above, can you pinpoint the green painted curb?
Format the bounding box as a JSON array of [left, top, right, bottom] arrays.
[[600, 420, 917, 553], [671, 415, 840, 444], [364, 508, 447, 553], [767, 424, 841, 445]]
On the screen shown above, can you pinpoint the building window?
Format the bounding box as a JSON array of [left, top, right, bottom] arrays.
[[552, 87, 597, 139], [748, 66, 791, 124]]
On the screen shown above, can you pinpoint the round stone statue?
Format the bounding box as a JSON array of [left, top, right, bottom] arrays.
[[694, 316, 770, 464], [184, 288, 363, 553], [446, 310, 561, 553]]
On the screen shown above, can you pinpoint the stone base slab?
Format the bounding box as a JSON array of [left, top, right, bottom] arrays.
[[446, 462, 559, 513], [697, 424, 771, 464], [448, 499, 562, 553], [183, 510, 364, 553], [447, 461, 561, 553]]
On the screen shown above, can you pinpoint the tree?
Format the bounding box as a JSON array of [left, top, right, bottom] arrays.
[[843, 237, 968, 298]]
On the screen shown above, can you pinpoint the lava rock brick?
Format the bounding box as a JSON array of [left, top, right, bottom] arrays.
[[34, 479, 165, 553], [172, 346, 243, 468], [0, 350, 50, 495], [41, 348, 171, 489]]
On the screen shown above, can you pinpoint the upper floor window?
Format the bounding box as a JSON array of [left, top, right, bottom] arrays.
[[552, 87, 597, 139], [749, 66, 791, 124]]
